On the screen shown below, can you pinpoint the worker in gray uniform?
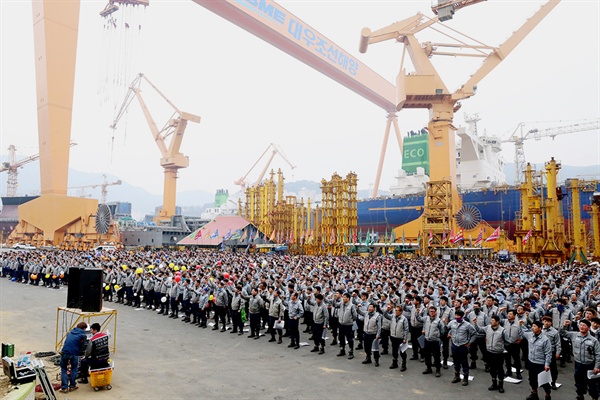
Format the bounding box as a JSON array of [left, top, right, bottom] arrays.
[[473, 314, 508, 393], [230, 285, 245, 335], [268, 289, 285, 344], [287, 292, 304, 349], [248, 287, 265, 339], [541, 315, 561, 390], [447, 309, 477, 386], [336, 292, 358, 360], [561, 319, 600, 400], [385, 304, 409, 371], [520, 320, 552, 400], [419, 306, 444, 377], [359, 303, 382, 367], [310, 293, 329, 354]]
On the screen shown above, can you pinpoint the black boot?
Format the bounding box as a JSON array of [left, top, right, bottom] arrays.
[[374, 353, 380, 367], [348, 350, 354, 360], [400, 361, 407, 372], [331, 338, 338, 346], [498, 380, 504, 393], [390, 360, 398, 369], [462, 374, 469, 386], [337, 349, 346, 357], [318, 346, 325, 355], [311, 346, 319, 352], [488, 379, 498, 391], [451, 372, 461, 383], [362, 355, 372, 364]]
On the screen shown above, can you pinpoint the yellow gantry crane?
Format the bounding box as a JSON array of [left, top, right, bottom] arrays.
[[358, 0, 560, 251], [110, 73, 200, 222]]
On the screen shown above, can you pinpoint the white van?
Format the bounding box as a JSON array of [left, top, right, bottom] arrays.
[[93, 245, 117, 252]]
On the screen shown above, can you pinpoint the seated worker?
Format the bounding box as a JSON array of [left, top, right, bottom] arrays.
[[78, 323, 110, 384]]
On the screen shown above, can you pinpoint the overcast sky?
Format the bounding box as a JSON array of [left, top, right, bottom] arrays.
[[1, 0, 599, 198]]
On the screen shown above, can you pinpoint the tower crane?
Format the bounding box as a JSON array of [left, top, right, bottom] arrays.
[[69, 174, 122, 204], [234, 143, 296, 192], [503, 119, 600, 184], [0, 142, 76, 197], [110, 73, 200, 222]]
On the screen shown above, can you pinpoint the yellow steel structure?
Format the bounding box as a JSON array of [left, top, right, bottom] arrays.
[[540, 158, 566, 264], [565, 179, 598, 263], [56, 307, 118, 354], [241, 170, 357, 256], [515, 163, 543, 261], [420, 180, 452, 255], [110, 73, 200, 223], [320, 172, 358, 256], [592, 203, 600, 260], [8, 0, 118, 248]]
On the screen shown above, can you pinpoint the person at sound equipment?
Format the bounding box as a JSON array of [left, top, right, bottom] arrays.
[[59, 322, 88, 393], [78, 323, 111, 384]]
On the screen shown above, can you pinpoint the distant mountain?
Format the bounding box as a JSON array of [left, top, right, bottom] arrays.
[[504, 163, 599, 185], [0, 159, 213, 219]]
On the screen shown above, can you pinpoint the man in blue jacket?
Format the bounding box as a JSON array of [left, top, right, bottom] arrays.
[[60, 322, 88, 393]]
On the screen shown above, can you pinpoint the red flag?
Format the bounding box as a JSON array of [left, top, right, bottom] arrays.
[[442, 229, 447, 245], [194, 229, 202, 240], [474, 228, 483, 246], [451, 229, 464, 244], [485, 226, 500, 242], [523, 229, 532, 245]]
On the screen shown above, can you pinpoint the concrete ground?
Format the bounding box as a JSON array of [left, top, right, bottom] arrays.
[[0, 277, 578, 400]]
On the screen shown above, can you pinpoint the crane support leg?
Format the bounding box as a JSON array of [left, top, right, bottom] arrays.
[[427, 102, 460, 210], [9, 0, 109, 248], [33, 0, 80, 195], [158, 169, 179, 220], [372, 113, 402, 198]]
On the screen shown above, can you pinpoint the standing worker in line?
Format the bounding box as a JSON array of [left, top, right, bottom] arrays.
[[541, 315, 561, 390], [386, 304, 409, 371], [287, 292, 304, 349], [59, 322, 88, 393], [420, 306, 444, 377], [360, 303, 382, 367], [78, 323, 110, 384], [336, 292, 358, 360], [520, 320, 552, 400], [473, 314, 508, 393], [447, 309, 477, 386], [561, 319, 600, 400], [310, 293, 329, 354]]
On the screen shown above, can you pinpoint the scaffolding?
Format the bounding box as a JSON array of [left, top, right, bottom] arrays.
[[241, 170, 357, 255]]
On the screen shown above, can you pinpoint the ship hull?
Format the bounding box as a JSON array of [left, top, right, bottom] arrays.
[[358, 184, 599, 239]]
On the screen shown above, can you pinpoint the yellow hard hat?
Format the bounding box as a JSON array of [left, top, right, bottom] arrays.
[[209, 295, 214, 301], [181, 266, 187, 272], [174, 266, 179, 271]]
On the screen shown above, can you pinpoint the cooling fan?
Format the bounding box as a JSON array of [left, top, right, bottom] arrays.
[[95, 204, 112, 235], [455, 204, 482, 231]]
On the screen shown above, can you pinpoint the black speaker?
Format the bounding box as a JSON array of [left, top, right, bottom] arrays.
[[80, 269, 103, 312], [66, 267, 82, 308]]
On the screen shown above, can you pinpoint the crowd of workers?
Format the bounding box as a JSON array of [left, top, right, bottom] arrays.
[[3, 249, 600, 400]]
